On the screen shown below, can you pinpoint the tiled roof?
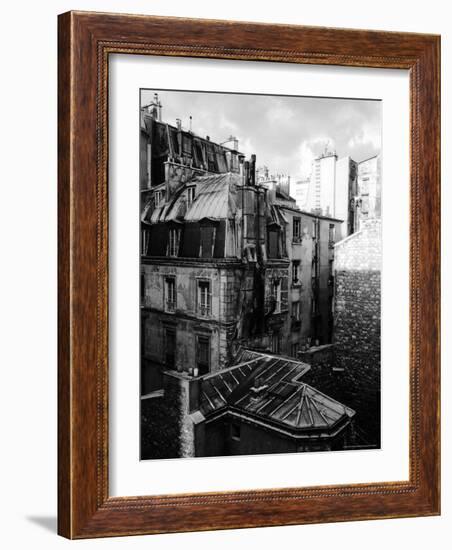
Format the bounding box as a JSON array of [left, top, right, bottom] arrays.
[[198, 349, 355, 434]]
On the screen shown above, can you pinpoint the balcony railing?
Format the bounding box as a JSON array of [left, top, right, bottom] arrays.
[[198, 303, 211, 316]]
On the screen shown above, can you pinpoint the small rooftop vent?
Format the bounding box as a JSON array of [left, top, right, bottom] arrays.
[[250, 378, 268, 396]]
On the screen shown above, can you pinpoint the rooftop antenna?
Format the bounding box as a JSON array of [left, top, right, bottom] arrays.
[[189, 115, 192, 132]]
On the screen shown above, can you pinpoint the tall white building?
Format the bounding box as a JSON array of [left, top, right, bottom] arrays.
[[305, 154, 358, 236]]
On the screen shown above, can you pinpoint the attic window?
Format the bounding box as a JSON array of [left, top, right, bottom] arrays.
[[154, 190, 164, 207], [187, 186, 196, 206]]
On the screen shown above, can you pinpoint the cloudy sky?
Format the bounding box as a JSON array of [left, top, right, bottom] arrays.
[[141, 89, 381, 181]]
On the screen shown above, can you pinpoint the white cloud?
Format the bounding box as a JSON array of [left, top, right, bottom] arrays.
[[297, 137, 336, 178], [347, 123, 381, 151], [265, 101, 294, 125]]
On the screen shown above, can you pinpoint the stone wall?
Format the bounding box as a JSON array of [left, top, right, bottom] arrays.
[[332, 219, 381, 446], [141, 372, 199, 459]]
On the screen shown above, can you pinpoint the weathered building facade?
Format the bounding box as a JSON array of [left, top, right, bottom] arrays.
[[139, 96, 355, 458], [140, 101, 343, 394]]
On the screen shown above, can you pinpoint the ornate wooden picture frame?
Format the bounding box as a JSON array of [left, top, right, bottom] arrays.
[[58, 11, 440, 539]]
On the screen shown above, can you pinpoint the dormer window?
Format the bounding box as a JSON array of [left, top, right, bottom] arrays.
[[154, 189, 164, 207], [187, 186, 196, 206]]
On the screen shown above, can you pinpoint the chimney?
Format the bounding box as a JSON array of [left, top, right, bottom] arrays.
[[176, 119, 182, 156], [238, 154, 245, 182], [244, 161, 250, 186], [250, 154, 256, 186]]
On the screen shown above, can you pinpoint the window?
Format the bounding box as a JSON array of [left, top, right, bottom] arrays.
[[182, 134, 192, 157], [293, 217, 301, 240], [292, 301, 301, 321], [165, 328, 176, 368], [246, 245, 257, 263], [141, 273, 145, 302], [168, 228, 180, 257], [311, 297, 318, 316], [154, 189, 164, 207], [268, 228, 279, 258], [197, 280, 211, 316], [196, 335, 210, 375], [165, 277, 176, 312], [141, 229, 150, 255], [271, 279, 281, 313], [292, 260, 300, 284], [312, 220, 318, 239], [271, 332, 281, 354], [328, 223, 336, 243], [231, 423, 241, 441], [187, 186, 196, 206], [200, 225, 215, 258]]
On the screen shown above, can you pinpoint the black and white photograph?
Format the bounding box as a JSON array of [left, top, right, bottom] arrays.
[[139, 89, 382, 460]]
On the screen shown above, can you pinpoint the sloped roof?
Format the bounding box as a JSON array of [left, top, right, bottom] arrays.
[[235, 379, 355, 431], [198, 349, 354, 434], [185, 173, 239, 221], [199, 351, 310, 416], [144, 172, 241, 225]]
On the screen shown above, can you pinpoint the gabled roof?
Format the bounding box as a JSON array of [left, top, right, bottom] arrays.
[[198, 349, 355, 435]]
